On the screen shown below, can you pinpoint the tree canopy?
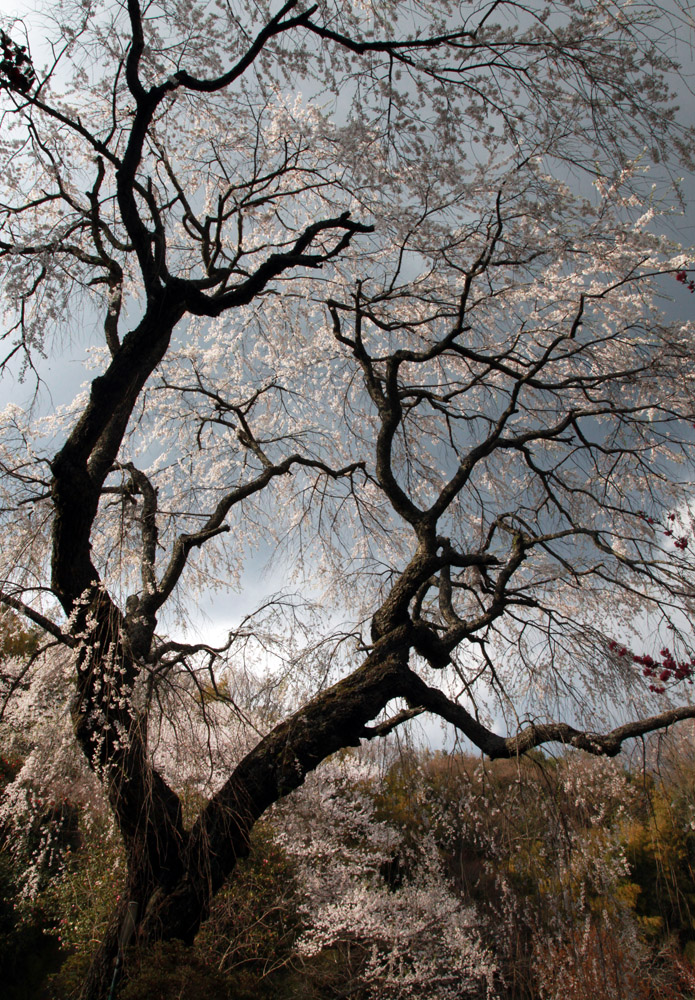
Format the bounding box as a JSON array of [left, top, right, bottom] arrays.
[[1, 1, 695, 996]]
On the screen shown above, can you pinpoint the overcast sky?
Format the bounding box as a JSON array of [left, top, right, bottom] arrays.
[[1, 0, 695, 750]]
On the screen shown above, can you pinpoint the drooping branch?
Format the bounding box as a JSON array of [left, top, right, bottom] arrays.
[[399, 667, 695, 759], [0, 591, 70, 645], [150, 454, 364, 614], [172, 1, 318, 93]]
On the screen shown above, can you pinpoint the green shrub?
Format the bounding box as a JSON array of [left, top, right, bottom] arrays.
[[119, 941, 229, 1000]]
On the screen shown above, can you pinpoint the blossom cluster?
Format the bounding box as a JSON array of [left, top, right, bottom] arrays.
[[676, 270, 695, 294], [637, 510, 691, 552], [608, 639, 694, 694]]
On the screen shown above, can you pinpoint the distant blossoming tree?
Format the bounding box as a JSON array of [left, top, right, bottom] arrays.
[[1, 1, 695, 996], [280, 752, 498, 999]]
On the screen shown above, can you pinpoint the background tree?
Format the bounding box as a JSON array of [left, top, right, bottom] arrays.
[[1, 1, 695, 997]]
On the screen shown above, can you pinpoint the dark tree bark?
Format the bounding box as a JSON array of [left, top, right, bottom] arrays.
[[1, 4, 695, 999]]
